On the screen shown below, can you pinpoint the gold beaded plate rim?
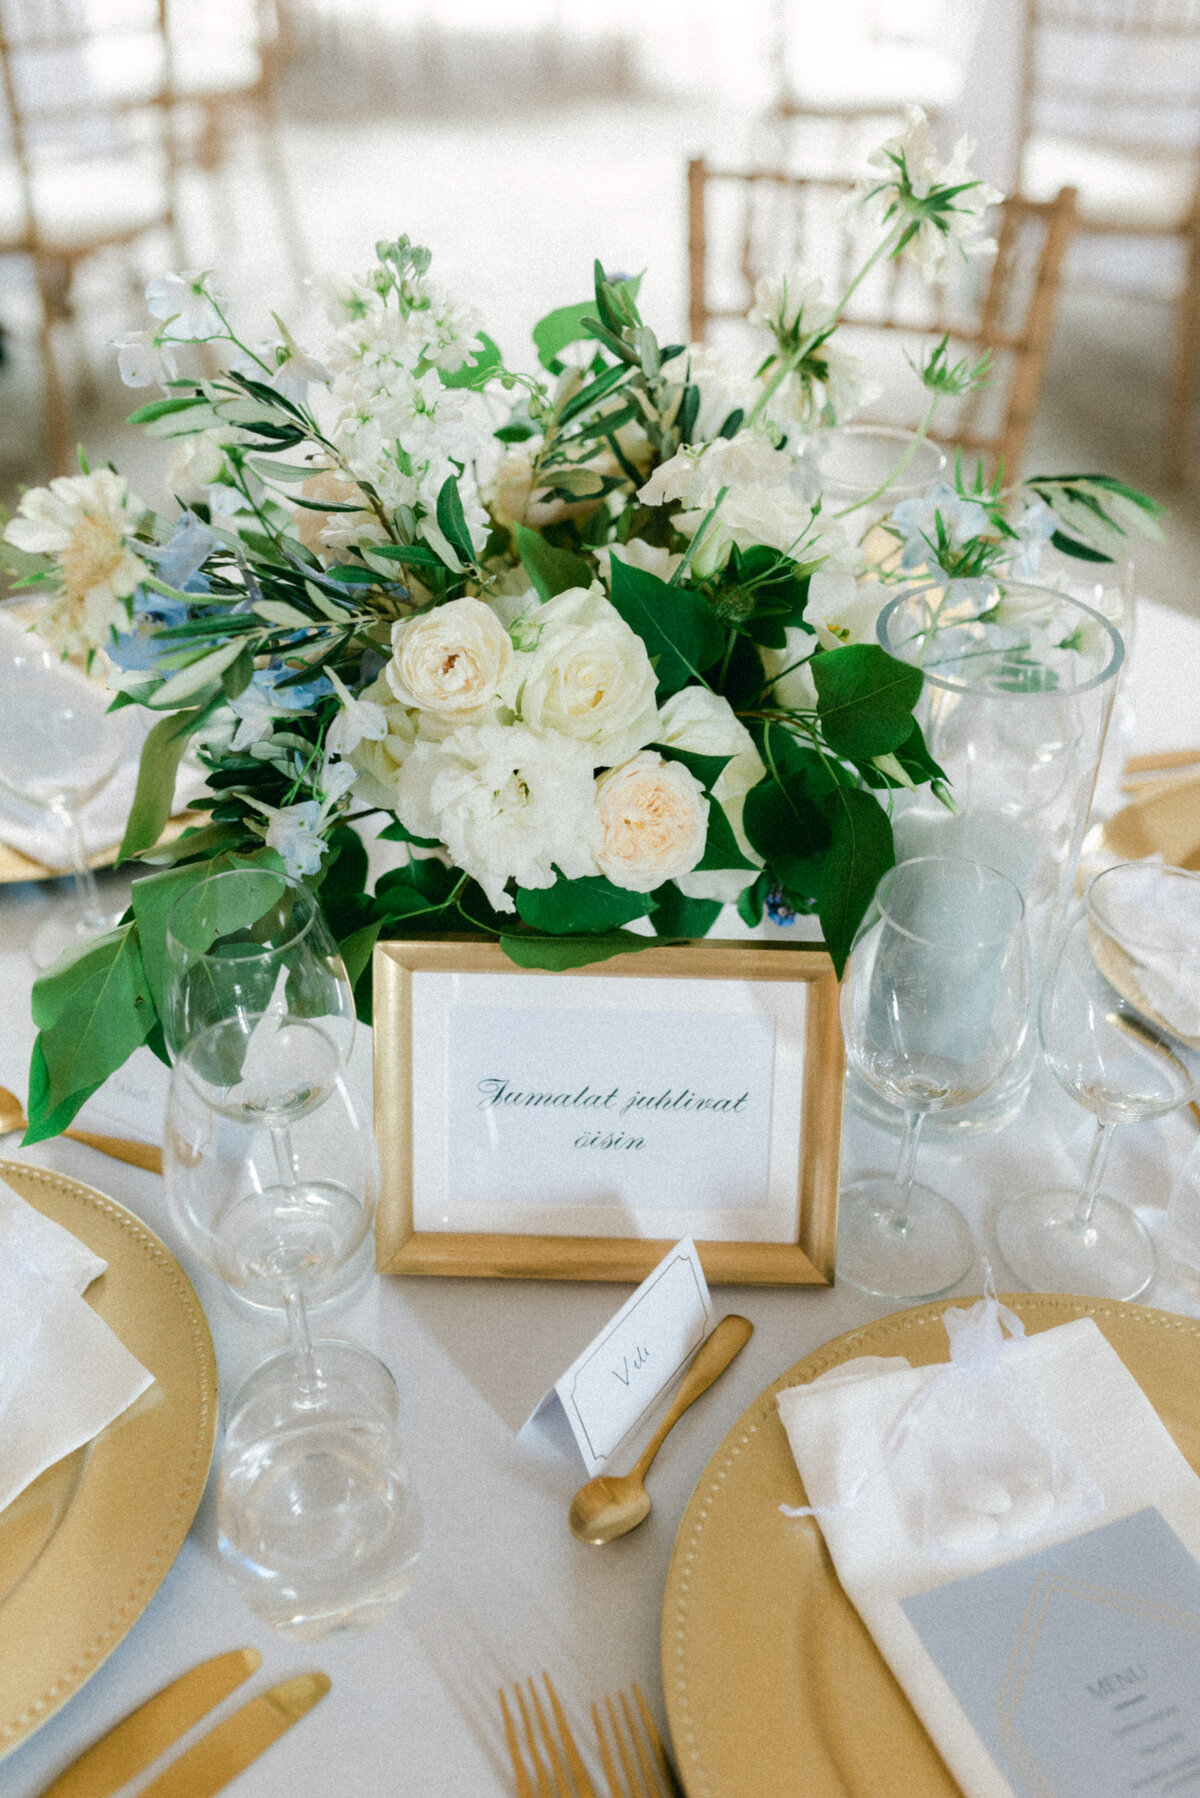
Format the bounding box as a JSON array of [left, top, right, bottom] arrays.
[[660, 1293, 1200, 1798], [0, 1158, 218, 1761]]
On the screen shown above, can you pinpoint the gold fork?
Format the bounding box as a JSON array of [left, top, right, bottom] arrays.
[[499, 1672, 597, 1798], [591, 1687, 683, 1798]]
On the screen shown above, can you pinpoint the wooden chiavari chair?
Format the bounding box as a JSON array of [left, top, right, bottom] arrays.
[[1017, 0, 1200, 483], [687, 157, 1078, 481]]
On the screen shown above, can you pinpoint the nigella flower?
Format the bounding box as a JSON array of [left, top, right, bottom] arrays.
[[766, 887, 797, 926]]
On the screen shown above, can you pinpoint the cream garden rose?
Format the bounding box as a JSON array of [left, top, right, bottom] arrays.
[[394, 721, 599, 912], [510, 583, 659, 767], [594, 752, 709, 894], [657, 688, 766, 903], [3, 470, 149, 657], [386, 596, 513, 718]]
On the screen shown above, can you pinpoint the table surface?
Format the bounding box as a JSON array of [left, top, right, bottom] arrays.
[[0, 599, 1198, 1798]]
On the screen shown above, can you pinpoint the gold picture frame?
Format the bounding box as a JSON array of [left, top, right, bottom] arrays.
[[373, 936, 845, 1286]]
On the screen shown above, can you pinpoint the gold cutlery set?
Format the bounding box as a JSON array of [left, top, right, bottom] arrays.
[[37, 1651, 328, 1798], [501, 1674, 682, 1798]]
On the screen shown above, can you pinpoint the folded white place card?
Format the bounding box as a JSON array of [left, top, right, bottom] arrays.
[[522, 1237, 713, 1475]]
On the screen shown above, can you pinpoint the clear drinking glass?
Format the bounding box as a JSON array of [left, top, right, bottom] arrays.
[[217, 1340, 423, 1639], [0, 619, 132, 966], [996, 862, 1200, 1301], [799, 425, 947, 537], [838, 856, 1030, 1299]]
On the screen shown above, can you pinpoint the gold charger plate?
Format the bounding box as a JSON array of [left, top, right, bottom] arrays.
[[0, 1158, 218, 1761], [1095, 775, 1200, 872], [0, 812, 204, 885], [661, 1293, 1200, 1798]]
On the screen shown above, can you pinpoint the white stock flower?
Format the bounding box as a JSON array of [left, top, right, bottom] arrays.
[[682, 342, 755, 441], [594, 752, 709, 894], [1010, 498, 1056, 578], [639, 433, 817, 577], [346, 674, 419, 810], [145, 271, 227, 339], [809, 572, 891, 648], [394, 722, 600, 912], [386, 597, 513, 718], [657, 688, 766, 903], [166, 430, 227, 503], [263, 800, 327, 878], [4, 470, 148, 655], [861, 107, 1003, 281], [111, 330, 178, 388], [510, 584, 659, 767]]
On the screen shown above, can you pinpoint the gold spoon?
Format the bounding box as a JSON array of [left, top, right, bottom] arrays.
[[568, 1313, 754, 1545], [0, 1084, 163, 1174]]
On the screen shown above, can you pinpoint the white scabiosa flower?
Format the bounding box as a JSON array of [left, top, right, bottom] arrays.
[[860, 107, 1003, 282], [394, 722, 600, 912], [657, 687, 766, 903], [509, 584, 659, 768], [594, 752, 709, 894], [386, 597, 514, 719], [4, 470, 149, 656]]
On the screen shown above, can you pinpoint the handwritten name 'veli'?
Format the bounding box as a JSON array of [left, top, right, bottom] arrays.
[[613, 1345, 651, 1387], [475, 1079, 750, 1116]]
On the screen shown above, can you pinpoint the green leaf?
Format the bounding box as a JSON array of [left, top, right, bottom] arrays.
[[695, 798, 757, 872], [498, 930, 656, 970], [26, 926, 156, 1139], [376, 818, 442, 850], [515, 526, 592, 602], [119, 705, 207, 861], [531, 278, 641, 369], [221, 641, 256, 699], [24, 1041, 106, 1144], [652, 743, 732, 793], [338, 919, 382, 992], [134, 821, 246, 866], [129, 860, 219, 1020], [321, 824, 370, 904], [149, 638, 248, 708], [438, 332, 503, 390], [742, 775, 830, 895], [817, 786, 895, 978], [608, 559, 723, 697], [649, 882, 722, 939], [812, 644, 924, 760], [436, 475, 477, 566], [126, 394, 210, 426], [737, 869, 769, 929], [515, 873, 652, 934], [1049, 529, 1114, 564]]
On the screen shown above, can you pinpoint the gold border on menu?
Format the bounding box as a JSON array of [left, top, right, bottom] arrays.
[[373, 936, 845, 1286]]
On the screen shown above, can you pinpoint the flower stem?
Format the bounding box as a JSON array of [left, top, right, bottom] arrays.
[[832, 394, 940, 523]]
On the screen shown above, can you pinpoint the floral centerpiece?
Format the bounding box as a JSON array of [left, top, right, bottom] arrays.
[[1, 110, 1161, 1142]]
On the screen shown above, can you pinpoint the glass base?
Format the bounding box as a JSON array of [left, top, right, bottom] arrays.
[[995, 1187, 1156, 1301], [212, 1180, 373, 1310], [837, 1175, 975, 1300]]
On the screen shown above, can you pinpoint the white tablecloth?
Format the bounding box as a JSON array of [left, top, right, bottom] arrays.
[[0, 600, 1197, 1798]]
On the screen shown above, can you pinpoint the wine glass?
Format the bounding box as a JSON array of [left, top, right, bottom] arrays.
[[0, 617, 132, 966], [996, 861, 1200, 1301], [838, 855, 1031, 1299]]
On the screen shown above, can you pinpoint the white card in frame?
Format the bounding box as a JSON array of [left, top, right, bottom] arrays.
[[372, 937, 844, 1285]]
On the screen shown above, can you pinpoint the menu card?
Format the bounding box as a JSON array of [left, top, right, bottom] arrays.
[[901, 1507, 1200, 1798]]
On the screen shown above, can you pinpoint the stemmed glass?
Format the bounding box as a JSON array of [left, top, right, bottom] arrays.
[[996, 862, 1200, 1302], [163, 867, 422, 1636], [838, 856, 1031, 1299], [0, 616, 132, 967]]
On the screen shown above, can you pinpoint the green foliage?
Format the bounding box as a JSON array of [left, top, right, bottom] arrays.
[[608, 558, 724, 697], [119, 706, 211, 862], [515, 873, 653, 934], [649, 883, 723, 939], [812, 645, 925, 760], [25, 927, 156, 1141], [515, 525, 592, 601], [817, 787, 895, 976], [498, 930, 658, 971]]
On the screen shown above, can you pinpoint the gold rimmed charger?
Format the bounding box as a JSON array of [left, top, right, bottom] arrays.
[[661, 1294, 1200, 1798], [1095, 774, 1200, 873], [0, 1158, 218, 1761], [0, 813, 204, 886]]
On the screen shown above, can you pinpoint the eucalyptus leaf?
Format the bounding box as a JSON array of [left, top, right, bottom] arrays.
[[608, 559, 723, 697], [817, 786, 894, 977], [119, 705, 208, 861], [515, 873, 652, 934], [812, 644, 924, 760], [499, 930, 657, 971]]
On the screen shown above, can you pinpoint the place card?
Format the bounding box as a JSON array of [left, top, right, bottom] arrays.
[[901, 1507, 1200, 1798], [521, 1238, 713, 1475]]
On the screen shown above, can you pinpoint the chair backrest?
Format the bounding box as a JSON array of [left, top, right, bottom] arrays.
[[0, 0, 175, 250], [1019, 0, 1200, 159], [687, 157, 1078, 479]]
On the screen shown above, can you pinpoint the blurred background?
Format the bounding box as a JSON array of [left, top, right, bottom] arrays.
[[1, 0, 1197, 615]]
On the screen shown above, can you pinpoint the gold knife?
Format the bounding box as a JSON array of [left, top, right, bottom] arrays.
[[135, 1673, 331, 1798], [39, 1649, 261, 1798]]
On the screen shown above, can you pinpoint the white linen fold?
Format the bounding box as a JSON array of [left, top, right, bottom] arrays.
[[0, 1182, 154, 1514], [776, 1314, 1200, 1798]]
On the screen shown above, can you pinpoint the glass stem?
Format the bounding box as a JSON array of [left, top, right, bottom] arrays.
[[284, 1286, 318, 1400], [893, 1109, 926, 1226], [1073, 1119, 1118, 1231], [54, 801, 105, 930], [270, 1124, 297, 1189]]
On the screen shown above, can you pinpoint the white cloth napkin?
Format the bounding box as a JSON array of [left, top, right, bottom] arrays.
[[0, 1182, 154, 1514], [1092, 857, 1200, 1043], [776, 1312, 1200, 1798], [0, 750, 206, 870]]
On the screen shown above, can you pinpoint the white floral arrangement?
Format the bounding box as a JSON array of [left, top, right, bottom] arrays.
[[0, 110, 1160, 1141]]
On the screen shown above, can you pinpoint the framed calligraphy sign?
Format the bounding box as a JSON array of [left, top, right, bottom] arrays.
[[372, 937, 844, 1285]]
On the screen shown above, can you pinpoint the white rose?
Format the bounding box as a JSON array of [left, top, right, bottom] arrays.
[[346, 674, 419, 810], [394, 722, 600, 913], [657, 688, 766, 902], [386, 596, 513, 718], [511, 583, 659, 767], [760, 627, 819, 711], [594, 752, 709, 894]]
